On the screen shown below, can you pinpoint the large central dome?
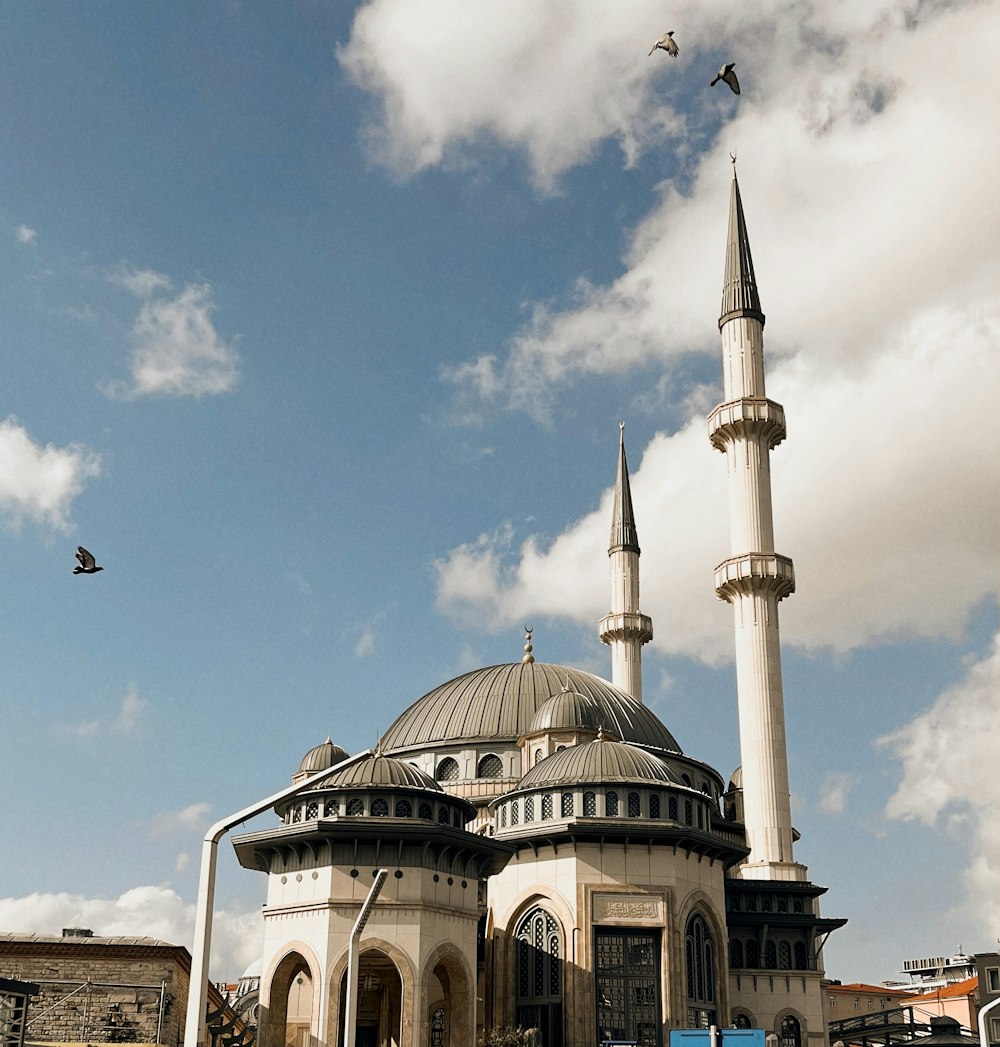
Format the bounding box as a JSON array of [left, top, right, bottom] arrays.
[[380, 661, 680, 754]]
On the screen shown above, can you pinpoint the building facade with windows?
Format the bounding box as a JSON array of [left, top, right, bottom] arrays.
[[230, 169, 845, 1047]]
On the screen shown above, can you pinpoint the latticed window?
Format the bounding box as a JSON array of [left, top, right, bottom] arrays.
[[499, 805, 506, 828], [534, 749, 543, 766], [372, 798, 389, 817], [324, 800, 338, 817], [438, 805, 450, 824], [436, 757, 460, 782], [305, 801, 319, 820], [684, 800, 693, 825], [418, 801, 433, 820], [606, 791, 619, 816], [395, 799, 412, 817], [453, 810, 462, 827], [733, 1014, 753, 1029], [516, 907, 563, 1046], [781, 1016, 802, 1047], [746, 941, 759, 967], [541, 794, 553, 820], [668, 796, 678, 820], [561, 792, 573, 817], [291, 807, 302, 823], [583, 791, 596, 816], [430, 1005, 446, 1047], [346, 798, 364, 816], [685, 914, 716, 1027], [595, 928, 660, 1046], [763, 942, 777, 969], [779, 942, 792, 970], [478, 753, 503, 778], [511, 801, 519, 825], [794, 942, 808, 970], [729, 939, 744, 968], [628, 792, 641, 818], [524, 796, 534, 822], [649, 794, 660, 819]]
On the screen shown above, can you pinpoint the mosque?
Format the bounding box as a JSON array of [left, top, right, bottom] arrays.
[[228, 169, 846, 1047]]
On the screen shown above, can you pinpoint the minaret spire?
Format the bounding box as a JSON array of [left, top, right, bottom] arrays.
[[599, 424, 653, 701], [709, 166, 805, 881]]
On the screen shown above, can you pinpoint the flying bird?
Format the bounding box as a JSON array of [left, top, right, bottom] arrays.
[[73, 547, 104, 575], [648, 31, 679, 58], [710, 62, 740, 94]]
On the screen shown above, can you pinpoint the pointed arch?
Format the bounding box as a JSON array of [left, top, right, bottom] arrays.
[[326, 937, 416, 1047], [259, 943, 322, 1047]]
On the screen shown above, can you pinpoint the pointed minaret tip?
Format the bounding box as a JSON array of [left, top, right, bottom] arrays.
[[720, 161, 765, 331], [610, 423, 640, 555]]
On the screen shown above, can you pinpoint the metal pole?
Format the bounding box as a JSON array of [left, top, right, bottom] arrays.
[[183, 749, 372, 1047], [978, 994, 1000, 1047], [343, 870, 388, 1047]]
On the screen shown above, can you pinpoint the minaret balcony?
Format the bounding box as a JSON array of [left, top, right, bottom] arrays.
[[598, 611, 653, 646], [708, 398, 786, 452], [714, 553, 795, 603]]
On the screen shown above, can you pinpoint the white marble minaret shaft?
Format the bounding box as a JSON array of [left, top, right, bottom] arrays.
[[709, 168, 805, 881], [599, 426, 653, 701]]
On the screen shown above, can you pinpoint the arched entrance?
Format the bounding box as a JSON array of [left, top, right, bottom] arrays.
[[338, 950, 403, 1047], [424, 949, 474, 1047], [264, 952, 317, 1047]]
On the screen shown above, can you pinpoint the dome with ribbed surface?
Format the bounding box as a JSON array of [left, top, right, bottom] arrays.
[[297, 737, 350, 774], [312, 751, 442, 792], [517, 736, 680, 789], [381, 662, 680, 753], [530, 687, 603, 733]]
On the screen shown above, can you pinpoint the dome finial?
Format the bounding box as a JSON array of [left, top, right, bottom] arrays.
[[522, 626, 534, 664], [597, 725, 605, 741]]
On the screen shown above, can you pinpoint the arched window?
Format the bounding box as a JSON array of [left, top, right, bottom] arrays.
[[649, 794, 661, 819], [628, 792, 641, 817], [452, 809, 462, 827], [685, 913, 716, 1027], [305, 801, 319, 820], [371, 798, 389, 817], [291, 807, 302, 823], [583, 791, 596, 816], [745, 941, 759, 968], [794, 943, 808, 970], [606, 791, 619, 816], [779, 942, 792, 970], [499, 805, 506, 828], [515, 907, 563, 1046], [781, 1015, 802, 1047], [478, 753, 503, 778], [418, 801, 432, 820], [733, 1014, 753, 1029], [534, 748, 543, 766], [561, 792, 573, 817], [436, 757, 460, 782], [346, 798, 364, 816], [793, 898, 804, 914], [395, 799, 412, 817], [763, 942, 777, 969], [669, 796, 678, 820], [729, 939, 744, 968], [524, 796, 534, 822], [681, 773, 693, 786], [324, 800, 338, 817], [430, 1005, 446, 1047], [438, 805, 450, 824], [510, 801, 519, 825], [541, 794, 553, 820], [684, 799, 693, 825]]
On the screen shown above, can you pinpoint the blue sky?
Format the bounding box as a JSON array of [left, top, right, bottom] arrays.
[[1, 1, 997, 985]]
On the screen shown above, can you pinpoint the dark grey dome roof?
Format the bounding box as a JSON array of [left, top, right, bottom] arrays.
[[517, 736, 680, 789], [381, 662, 680, 753], [298, 738, 350, 774], [312, 752, 442, 792], [530, 687, 603, 733]]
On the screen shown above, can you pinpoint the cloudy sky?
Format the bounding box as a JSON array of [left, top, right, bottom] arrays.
[[1, 1, 997, 986]]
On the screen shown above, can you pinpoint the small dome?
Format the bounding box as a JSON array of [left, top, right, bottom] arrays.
[[298, 737, 350, 774], [727, 766, 743, 791], [517, 736, 679, 789], [239, 958, 262, 980], [313, 751, 442, 792], [529, 687, 603, 733]]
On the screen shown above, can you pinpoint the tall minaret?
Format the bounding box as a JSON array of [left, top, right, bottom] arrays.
[[709, 164, 805, 881], [599, 424, 653, 701]]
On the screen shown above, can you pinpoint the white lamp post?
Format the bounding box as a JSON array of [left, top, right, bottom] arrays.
[[183, 749, 372, 1047]]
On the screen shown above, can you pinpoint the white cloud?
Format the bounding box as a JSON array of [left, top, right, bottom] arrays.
[[355, 625, 377, 658], [818, 773, 853, 815], [61, 688, 150, 739], [0, 886, 262, 980], [148, 802, 212, 840], [0, 417, 101, 532], [15, 225, 36, 244], [105, 283, 241, 399], [879, 632, 1000, 929], [109, 265, 173, 299]]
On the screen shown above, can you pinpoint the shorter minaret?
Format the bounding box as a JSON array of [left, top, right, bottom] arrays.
[[599, 424, 653, 701]]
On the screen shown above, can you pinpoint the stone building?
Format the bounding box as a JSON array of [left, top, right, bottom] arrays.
[[229, 168, 846, 1047]]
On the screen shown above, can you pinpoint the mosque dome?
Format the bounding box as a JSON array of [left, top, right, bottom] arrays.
[[529, 686, 603, 734], [381, 662, 680, 754], [297, 737, 350, 774], [517, 735, 681, 790], [311, 751, 442, 792]]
